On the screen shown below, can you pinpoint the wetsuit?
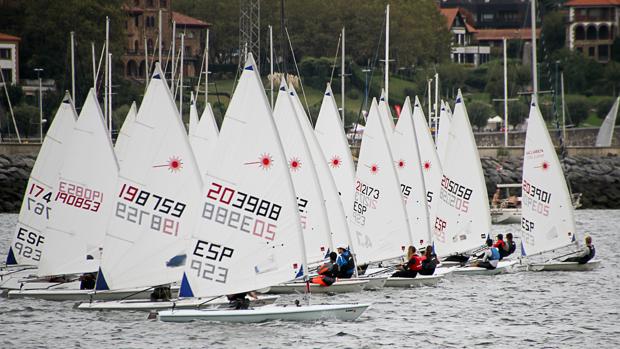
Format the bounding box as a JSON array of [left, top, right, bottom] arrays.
[[419, 254, 438, 276], [564, 244, 595, 264], [227, 293, 250, 309], [392, 255, 423, 278], [477, 247, 500, 270]]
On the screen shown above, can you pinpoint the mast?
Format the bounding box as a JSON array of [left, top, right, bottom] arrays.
[[179, 33, 184, 118], [434, 72, 439, 134], [341, 26, 345, 124], [70, 31, 76, 104], [269, 25, 274, 108], [144, 35, 149, 89], [104, 16, 109, 127], [384, 4, 390, 101], [91, 42, 96, 90], [531, 0, 538, 101], [205, 28, 209, 108], [158, 9, 162, 63], [280, 0, 287, 80], [503, 37, 509, 147], [427, 79, 432, 126], [108, 52, 112, 138], [561, 72, 567, 144], [171, 20, 176, 92]]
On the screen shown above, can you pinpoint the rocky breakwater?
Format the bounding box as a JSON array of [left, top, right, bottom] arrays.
[[481, 155, 620, 209], [0, 154, 34, 212]]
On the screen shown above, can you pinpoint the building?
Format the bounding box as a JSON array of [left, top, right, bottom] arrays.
[[439, 0, 531, 29], [565, 0, 620, 63], [475, 28, 540, 48], [440, 8, 491, 65], [122, 0, 210, 81], [0, 32, 20, 85]]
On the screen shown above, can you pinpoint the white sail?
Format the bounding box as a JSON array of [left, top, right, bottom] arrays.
[[595, 96, 619, 147], [314, 84, 355, 214], [114, 101, 137, 165], [178, 55, 305, 298], [411, 96, 443, 215], [289, 87, 352, 250], [378, 89, 395, 136], [392, 97, 431, 249], [96, 63, 203, 291], [189, 100, 219, 178], [273, 81, 332, 263], [521, 100, 576, 256], [349, 98, 411, 265], [431, 92, 489, 257], [37, 89, 119, 277], [188, 92, 199, 135], [436, 100, 452, 164], [6, 93, 77, 266]]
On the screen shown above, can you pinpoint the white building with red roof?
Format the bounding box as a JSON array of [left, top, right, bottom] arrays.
[[0, 32, 20, 85], [565, 0, 620, 62], [440, 7, 490, 65]]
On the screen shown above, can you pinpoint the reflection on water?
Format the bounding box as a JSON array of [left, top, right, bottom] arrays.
[[1, 210, 619, 348]]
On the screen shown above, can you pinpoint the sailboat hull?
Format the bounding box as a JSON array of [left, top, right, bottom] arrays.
[[490, 208, 521, 224], [158, 303, 371, 323], [384, 274, 444, 288], [452, 260, 517, 276], [7, 285, 180, 301], [266, 279, 368, 294], [77, 295, 279, 311], [529, 259, 601, 272]]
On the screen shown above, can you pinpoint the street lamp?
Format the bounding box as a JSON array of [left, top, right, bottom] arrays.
[[34, 68, 43, 143]]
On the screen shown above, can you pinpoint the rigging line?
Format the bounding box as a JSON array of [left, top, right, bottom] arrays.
[[329, 32, 342, 85], [351, 12, 386, 145], [285, 26, 312, 125]]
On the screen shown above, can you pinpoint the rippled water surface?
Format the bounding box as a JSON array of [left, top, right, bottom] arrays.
[[1, 210, 619, 348]]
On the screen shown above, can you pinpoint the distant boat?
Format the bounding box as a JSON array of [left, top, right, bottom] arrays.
[[595, 96, 619, 147]]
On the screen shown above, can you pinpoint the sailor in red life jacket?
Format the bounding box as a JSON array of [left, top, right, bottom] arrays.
[[392, 246, 423, 278], [493, 233, 509, 260], [311, 252, 340, 286], [418, 245, 439, 276]]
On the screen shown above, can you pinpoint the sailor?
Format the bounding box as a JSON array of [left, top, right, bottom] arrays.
[[493, 234, 508, 259], [563, 236, 596, 264], [336, 247, 355, 279], [418, 245, 439, 276], [472, 238, 500, 270], [392, 246, 423, 278], [227, 291, 258, 310], [502, 233, 517, 259], [492, 188, 501, 208], [79, 273, 96, 290], [311, 252, 339, 286], [150, 285, 172, 302]]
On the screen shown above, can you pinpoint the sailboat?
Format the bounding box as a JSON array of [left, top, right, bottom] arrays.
[[94, 62, 202, 295], [158, 55, 369, 322], [436, 100, 452, 164], [114, 101, 137, 165], [1, 93, 78, 291], [521, 101, 601, 272], [314, 84, 356, 213], [266, 86, 371, 293], [595, 96, 619, 147], [8, 89, 123, 300], [431, 92, 515, 275], [189, 97, 219, 177]]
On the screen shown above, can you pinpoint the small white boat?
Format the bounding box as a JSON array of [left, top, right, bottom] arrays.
[[158, 303, 371, 323], [452, 260, 518, 276], [528, 259, 601, 272], [384, 274, 444, 287], [77, 295, 279, 311], [266, 279, 369, 294], [7, 285, 170, 301], [490, 207, 521, 224]]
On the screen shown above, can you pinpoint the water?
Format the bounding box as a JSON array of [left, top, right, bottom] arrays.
[[1, 210, 619, 348]]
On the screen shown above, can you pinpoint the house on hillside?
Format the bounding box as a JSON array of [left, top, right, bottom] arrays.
[[440, 0, 531, 29], [565, 0, 620, 63], [0, 32, 20, 85], [440, 7, 491, 65], [122, 0, 210, 80]]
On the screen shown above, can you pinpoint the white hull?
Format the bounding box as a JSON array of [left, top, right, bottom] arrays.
[[490, 208, 521, 224], [529, 259, 601, 272], [384, 274, 444, 288], [7, 285, 180, 301], [357, 276, 387, 290], [266, 279, 368, 294], [158, 303, 371, 323], [452, 260, 517, 276], [77, 295, 279, 311]]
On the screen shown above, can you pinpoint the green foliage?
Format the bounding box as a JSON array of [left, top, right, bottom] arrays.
[[594, 96, 617, 118], [298, 57, 335, 90], [466, 100, 494, 129], [112, 104, 131, 132], [507, 100, 529, 128], [12, 104, 40, 138], [541, 11, 565, 54], [564, 95, 590, 126]]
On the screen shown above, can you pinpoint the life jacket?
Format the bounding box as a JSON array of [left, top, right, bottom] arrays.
[[585, 245, 595, 261], [507, 241, 516, 254], [338, 251, 355, 275], [317, 261, 336, 277], [311, 275, 335, 286], [489, 247, 500, 261], [493, 240, 507, 251], [407, 255, 423, 271]]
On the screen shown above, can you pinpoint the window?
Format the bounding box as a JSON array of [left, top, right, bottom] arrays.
[[0, 48, 10, 59], [588, 46, 595, 57], [134, 15, 139, 27], [482, 13, 494, 22], [187, 31, 194, 39], [160, 0, 167, 7], [1, 69, 12, 83], [499, 11, 518, 21], [599, 45, 609, 60], [147, 0, 154, 8]]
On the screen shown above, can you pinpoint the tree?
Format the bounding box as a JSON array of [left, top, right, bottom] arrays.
[[565, 95, 590, 126], [466, 100, 494, 130], [541, 11, 565, 54], [507, 100, 529, 128]]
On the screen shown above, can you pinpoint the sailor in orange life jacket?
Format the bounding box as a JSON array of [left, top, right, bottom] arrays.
[[311, 252, 340, 286], [392, 246, 423, 278]]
